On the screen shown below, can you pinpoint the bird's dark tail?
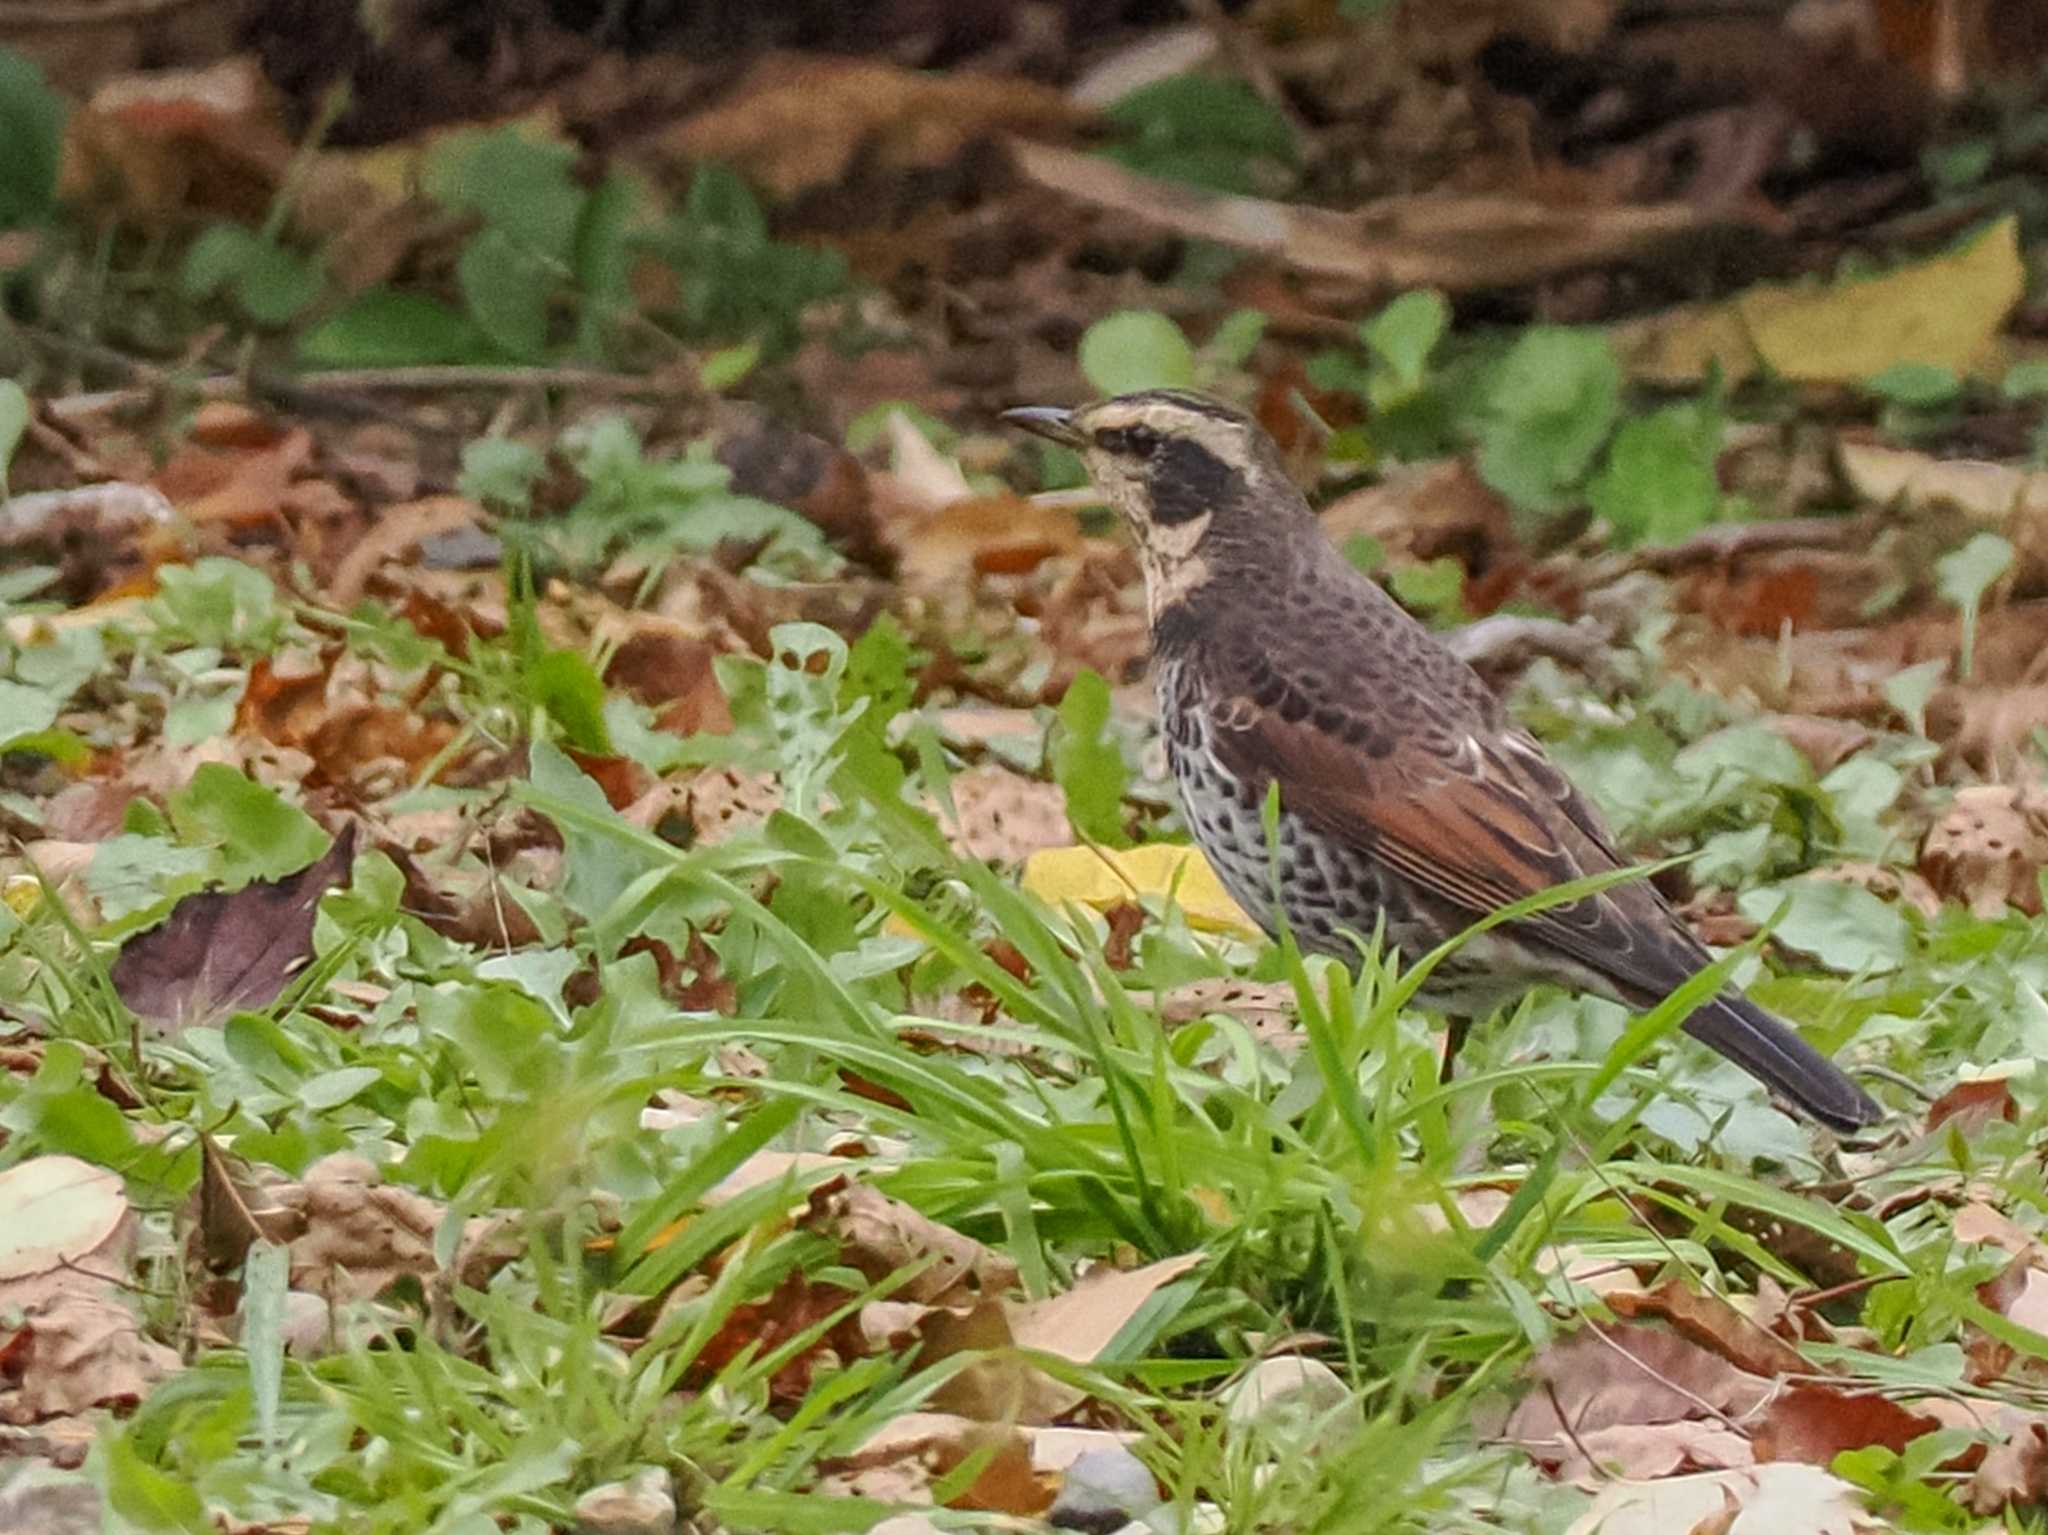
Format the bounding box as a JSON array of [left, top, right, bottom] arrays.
[[1681, 993, 1881, 1132]]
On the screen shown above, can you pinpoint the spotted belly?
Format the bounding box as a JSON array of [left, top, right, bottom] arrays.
[[1158, 678, 1537, 1012]]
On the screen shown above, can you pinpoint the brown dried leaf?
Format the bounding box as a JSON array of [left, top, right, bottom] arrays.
[[823, 1412, 1046, 1515], [1607, 1279, 1810, 1380], [940, 765, 1073, 864], [1505, 1323, 1772, 1444], [1131, 978, 1302, 1050], [1752, 1384, 1940, 1464], [328, 495, 481, 606], [1967, 1421, 2048, 1514], [1527, 1421, 1753, 1483], [664, 56, 1081, 201], [1929, 1078, 2020, 1135], [63, 56, 294, 227], [893, 494, 1085, 589], [603, 622, 735, 739], [280, 1153, 451, 1305], [111, 826, 358, 1034], [1921, 784, 2048, 919], [152, 427, 318, 530], [0, 1291, 180, 1423], [803, 1180, 1018, 1307]]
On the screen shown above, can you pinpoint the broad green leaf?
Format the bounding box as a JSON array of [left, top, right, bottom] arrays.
[[431, 126, 585, 260], [1477, 327, 1621, 511], [1587, 399, 1723, 546], [1865, 361, 1961, 407], [1737, 879, 1911, 974], [98, 1428, 210, 1534], [1205, 308, 1268, 369], [458, 228, 552, 360], [1362, 289, 1448, 390], [0, 49, 64, 227], [168, 764, 329, 884], [299, 289, 493, 367], [0, 677, 58, 748], [1080, 310, 1197, 395]]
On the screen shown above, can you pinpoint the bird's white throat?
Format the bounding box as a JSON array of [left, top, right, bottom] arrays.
[[1135, 510, 1213, 621]]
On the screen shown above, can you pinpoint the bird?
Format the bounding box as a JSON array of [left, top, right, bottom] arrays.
[[1004, 388, 1881, 1133]]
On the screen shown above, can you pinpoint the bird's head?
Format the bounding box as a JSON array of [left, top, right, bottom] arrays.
[[1004, 389, 1306, 619]]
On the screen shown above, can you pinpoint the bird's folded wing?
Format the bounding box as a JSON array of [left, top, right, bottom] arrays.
[[1203, 694, 1690, 990]]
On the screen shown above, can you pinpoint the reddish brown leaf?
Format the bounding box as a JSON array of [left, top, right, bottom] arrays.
[[604, 625, 735, 738], [111, 826, 357, 1033], [1928, 1077, 2018, 1134], [1608, 1279, 1810, 1380], [1752, 1385, 1940, 1464]]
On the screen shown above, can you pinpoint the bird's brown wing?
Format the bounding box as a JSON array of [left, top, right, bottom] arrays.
[[1201, 686, 1696, 995]]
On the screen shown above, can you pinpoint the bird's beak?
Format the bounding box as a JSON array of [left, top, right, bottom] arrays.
[[1002, 405, 1084, 448]]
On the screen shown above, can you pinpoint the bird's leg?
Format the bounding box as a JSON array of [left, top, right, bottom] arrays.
[[1440, 1013, 1473, 1086]]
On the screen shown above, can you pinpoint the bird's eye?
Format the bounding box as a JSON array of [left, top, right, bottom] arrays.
[[1096, 425, 1161, 457]]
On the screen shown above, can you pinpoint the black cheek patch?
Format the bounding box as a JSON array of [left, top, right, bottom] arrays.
[[1148, 439, 1241, 525]]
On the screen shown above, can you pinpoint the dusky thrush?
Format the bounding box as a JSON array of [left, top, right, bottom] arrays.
[[1006, 388, 1880, 1132]]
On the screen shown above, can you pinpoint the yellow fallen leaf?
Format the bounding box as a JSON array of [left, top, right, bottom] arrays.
[[1020, 843, 1261, 937], [1616, 216, 2023, 386]]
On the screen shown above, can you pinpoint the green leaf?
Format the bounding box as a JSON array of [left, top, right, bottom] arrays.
[[180, 223, 261, 301], [685, 162, 770, 247], [1386, 557, 1467, 623], [299, 288, 493, 367], [1079, 309, 1197, 395], [1103, 74, 1297, 193], [1936, 530, 2015, 613], [182, 225, 323, 324], [1936, 530, 2014, 679], [0, 49, 64, 228], [1477, 327, 1621, 511], [430, 127, 585, 261], [231, 239, 323, 326], [1922, 137, 1994, 192], [523, 648, 614, 754], [573, 169, 638, 360], [150, 558, 281, 651], [1204, 308, 1268, 369], [1882, 657, 1947, 736], [98, 1427, 210, 1534], [459, 435, 547, 511], [168, 764, 329, 885], [1736, 880, 1911, 974], [1864, 361, 1961, 407], [1052, 669, 1129, 846], [2001, 359, 2048, 400], [0, 1066, 137, 1165], [1361, 289, 1448, 390], [528, 738, 651, 921], [1586, 398, 1723, 547], [699, 339, 761, 392], [242, 1240, 289, 1448], [457, 228, 553, 360], [87, 834, 212, 922], [0, 677, 60, 749]]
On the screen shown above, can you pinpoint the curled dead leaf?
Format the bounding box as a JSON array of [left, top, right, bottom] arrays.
[[803, 1180, 1019, 1307], [1607, 1279, 1810, 1381], [664, 56, 1080, 202], [1921, 784, 2048, 918]]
